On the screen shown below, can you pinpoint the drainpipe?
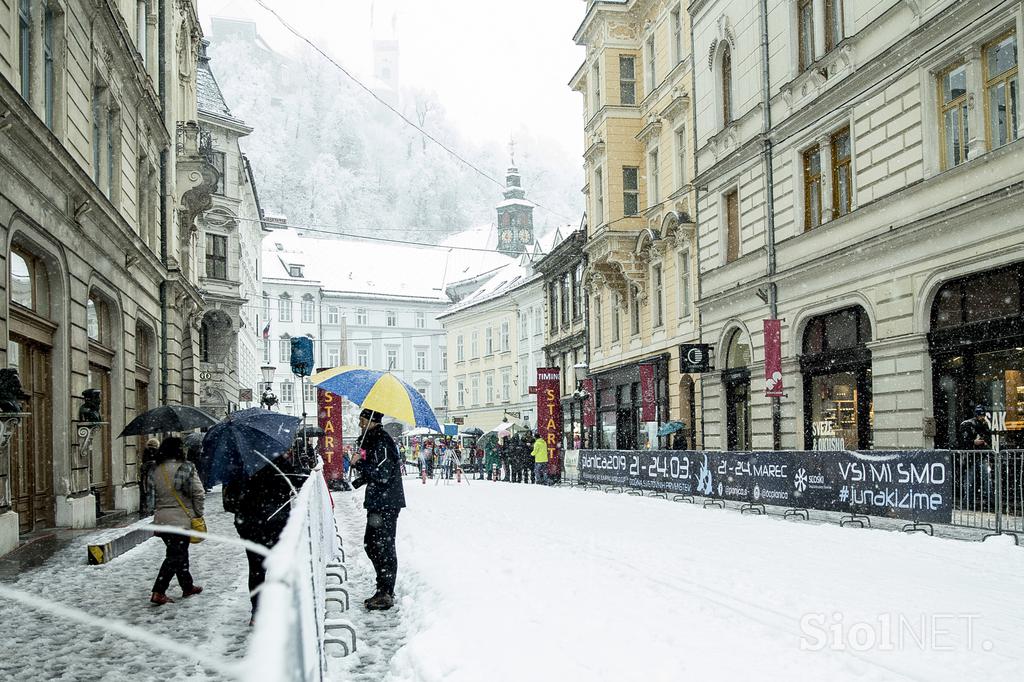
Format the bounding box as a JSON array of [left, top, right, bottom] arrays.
[[158, 0, 169, 403], [759, 0, 782, 450], [687, 14, 704, 451]]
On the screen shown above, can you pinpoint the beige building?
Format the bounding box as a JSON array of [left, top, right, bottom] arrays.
[[690, 0, 1023, 451], [0, 0, 215, 555], [571, 0, 701, 450]]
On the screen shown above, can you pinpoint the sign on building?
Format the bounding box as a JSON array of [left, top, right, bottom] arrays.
[[536, 368, 563, 476], [679, 344, 713, 373], [317, 388, 344, 485]]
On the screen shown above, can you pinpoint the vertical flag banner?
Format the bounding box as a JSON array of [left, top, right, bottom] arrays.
[[318, 387, 344, 484], [639, 364, 656, 421], [536, 368, 563, 477], [582, 378, 596, 428], [764, 319, 783, 398]]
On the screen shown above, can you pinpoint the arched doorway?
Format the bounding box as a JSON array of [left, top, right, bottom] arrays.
[[800, 306, 873, 450], [677, 375, 695, 449], [722, 329, 751, 450], [86, 290, 117, 510]]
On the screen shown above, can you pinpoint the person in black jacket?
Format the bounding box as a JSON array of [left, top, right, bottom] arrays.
[[224, 452, 302, 620], [352, 408, 406, 611]]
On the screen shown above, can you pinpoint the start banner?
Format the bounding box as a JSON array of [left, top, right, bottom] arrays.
[[577, 449, 953, 523], [537, 368, 563, 477], [317, 389, 344, 484]]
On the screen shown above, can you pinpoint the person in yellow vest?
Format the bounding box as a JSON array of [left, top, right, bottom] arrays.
[[532, 432, 549, 485]]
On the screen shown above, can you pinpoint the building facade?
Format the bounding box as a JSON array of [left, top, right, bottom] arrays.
[[0, 0, 214, 555], [196, 42, 269, 419], [690, 0, 1023, 450], [571, 0, 702, 450]]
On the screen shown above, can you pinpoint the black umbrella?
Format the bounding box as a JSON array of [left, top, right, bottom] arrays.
[[296, 425, 326, 438], [461, 427, 484, 436], [204, 407, 302, 484], [119, 405, 218, 438]]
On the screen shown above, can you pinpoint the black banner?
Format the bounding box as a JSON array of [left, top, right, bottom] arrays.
[[578, 450, 953, 523]]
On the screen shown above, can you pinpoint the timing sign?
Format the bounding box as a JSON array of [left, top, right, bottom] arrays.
[[679, 344, 713, 373]]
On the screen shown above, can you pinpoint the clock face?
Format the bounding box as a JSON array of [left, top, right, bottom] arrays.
[[500, 229, 513, 244], [518, 228, 531, 243]]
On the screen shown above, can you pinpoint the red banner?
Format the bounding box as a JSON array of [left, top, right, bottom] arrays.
[[536, 368, 563, 477], [639, 364, 656, 421], [582, 378, 596, 428], [764, 319, 783, 398], [318, 388, 344, 483]]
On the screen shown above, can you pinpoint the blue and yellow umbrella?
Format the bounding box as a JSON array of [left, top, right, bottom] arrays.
[[310, 366, 442, 433]]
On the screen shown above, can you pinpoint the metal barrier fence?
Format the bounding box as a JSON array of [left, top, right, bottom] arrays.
[[950, 449, 1024, 534], [241, 467, 344, 681]]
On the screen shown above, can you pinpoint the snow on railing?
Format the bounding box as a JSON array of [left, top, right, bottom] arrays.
[[240, 465, 343, 682]]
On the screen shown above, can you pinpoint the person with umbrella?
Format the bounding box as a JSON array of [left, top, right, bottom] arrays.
[[147, 437, 205, 605], [139, 437, 160, 515], [352, 408, 406, 611]]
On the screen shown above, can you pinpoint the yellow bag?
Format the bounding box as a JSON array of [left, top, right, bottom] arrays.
[[189, 516, 207, 543], [164, 464, 206, 544]]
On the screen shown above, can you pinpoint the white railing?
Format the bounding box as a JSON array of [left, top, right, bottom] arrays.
[[241, 466, 342, 681]]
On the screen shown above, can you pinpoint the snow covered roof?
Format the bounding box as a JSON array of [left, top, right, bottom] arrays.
[[197, 43, 238, 122], [496, 198, 537, 210]]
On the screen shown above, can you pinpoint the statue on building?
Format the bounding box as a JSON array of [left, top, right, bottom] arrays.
[[0, 369, 31, 413], [79, 388, 103, 423]]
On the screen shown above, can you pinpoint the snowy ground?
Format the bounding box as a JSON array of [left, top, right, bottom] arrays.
[[0, 492, 252, 681], [332, 477, 1024, 682]]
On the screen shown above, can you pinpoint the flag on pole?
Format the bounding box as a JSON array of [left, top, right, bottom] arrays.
[[262, 320, 271, 340]]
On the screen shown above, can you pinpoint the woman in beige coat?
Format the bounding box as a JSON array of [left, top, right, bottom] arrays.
[[146, 436, 205, 605]]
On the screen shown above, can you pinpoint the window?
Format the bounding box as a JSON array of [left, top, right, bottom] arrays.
[[137, 1, 149, 59], [630, 286, 641, 336], [648, 149, 660, 205], [534, 307, 543, 335], [594, 166, 605, 224], [572, 264, 583, 319], [87, 294, 107, 342], [501, 368, 511, 401], [623, 167, 640, 216], [592, 61, 601, 113], [92, 82, 120, 200], [327, 306, 339, 324], [678, 250, 691, 318], [416, 349, 427, 371], [939, 62, 969, 169], [262, 339, 270, 364], [457, 334, 464, 361], [205, 234, 227, 279], [825, 0, 843, 52], [18, 0, 30, 99], [280, 381, 294, 403], [646, 35, 656, 93], [278, 294, 292, 322], [386, 310, 397, 327], [984, 32, 1019, 150], [675, 127, 687, 189], [594, 294, 604, 347], [212, 151, 226, 195], [803, 145, 822, 230], [457, 380, 465, 406], [386, 347, 399, 369], [652, 264, 664, 328], [485, 327, 494, 354], [831, 127, 852, 218], [417, 387, 427, 400], [611, 292, 621, 343], [471, 376, 480, 405], [486, 374, 494, 403], [278, 336, 290, 363], [798, 0, 815, 71], [619, 56, 636, 105], [500, 320, 510, 351], [301, 295, 315, 323], [549, 283, 559, 328], [671, 8, 683, 65], [327, 346, 340, 366], [356, 307, 367, 325], [415, 312, 425, 329], [725, 189, 740, 262], [43, 7, 56, 129], [357, 346, 369, 367], [721, 43, 732, 126], [471, 331, 479, 358], [560, 273, 570, 326], [288, 265, 303, 278], [441, 351, 447, 371], [303, 382, 317, 403], [520, 311, 528, 340]]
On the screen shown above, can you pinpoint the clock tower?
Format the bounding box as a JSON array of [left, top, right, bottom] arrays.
[[496, 142, 536, 254]]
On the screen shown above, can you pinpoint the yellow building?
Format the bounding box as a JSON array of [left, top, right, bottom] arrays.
[[571, 0, 701, 449]]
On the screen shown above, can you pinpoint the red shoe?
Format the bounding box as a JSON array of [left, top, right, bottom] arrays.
[[150, 592, 175, 605], [182, 585, 204, 598]]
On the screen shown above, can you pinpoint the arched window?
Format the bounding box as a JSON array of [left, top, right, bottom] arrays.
[[87, 289, 117, 508], [801, 306, 873, 450], [721, 43, 733, 126], [722, 329, 751, 450]]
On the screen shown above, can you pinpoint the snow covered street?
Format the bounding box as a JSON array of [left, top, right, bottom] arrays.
[[334, 478, 1024, 682]]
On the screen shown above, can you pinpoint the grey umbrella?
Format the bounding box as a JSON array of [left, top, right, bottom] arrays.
[[118, 405, 218, 438]]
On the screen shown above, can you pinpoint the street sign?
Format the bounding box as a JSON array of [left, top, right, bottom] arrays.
[[238, 388, 253, 402], [453, 417, 465, 425], [679, 344, 713, 373]]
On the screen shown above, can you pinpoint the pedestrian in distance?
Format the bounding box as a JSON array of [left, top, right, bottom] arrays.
[[483, 439, 500, 481], [139, 437, 160, 515], [223, 450, 303, 620], [523, 435, 534, 484], [958, 405, 993, 512], [532, 432, 550, 485], [352, 408, 406, 611], [147, 437, 205, 605], [509, 434, 522, 483]]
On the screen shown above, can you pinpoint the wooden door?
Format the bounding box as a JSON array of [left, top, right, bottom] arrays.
[[10, 336, 54, 532]]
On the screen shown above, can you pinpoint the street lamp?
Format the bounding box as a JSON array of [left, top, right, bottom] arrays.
[[260, 365, 277, 410], [572, 362, 590, 449]]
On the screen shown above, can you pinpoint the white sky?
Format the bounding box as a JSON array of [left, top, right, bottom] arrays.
[[198, 0, 586, 158]]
